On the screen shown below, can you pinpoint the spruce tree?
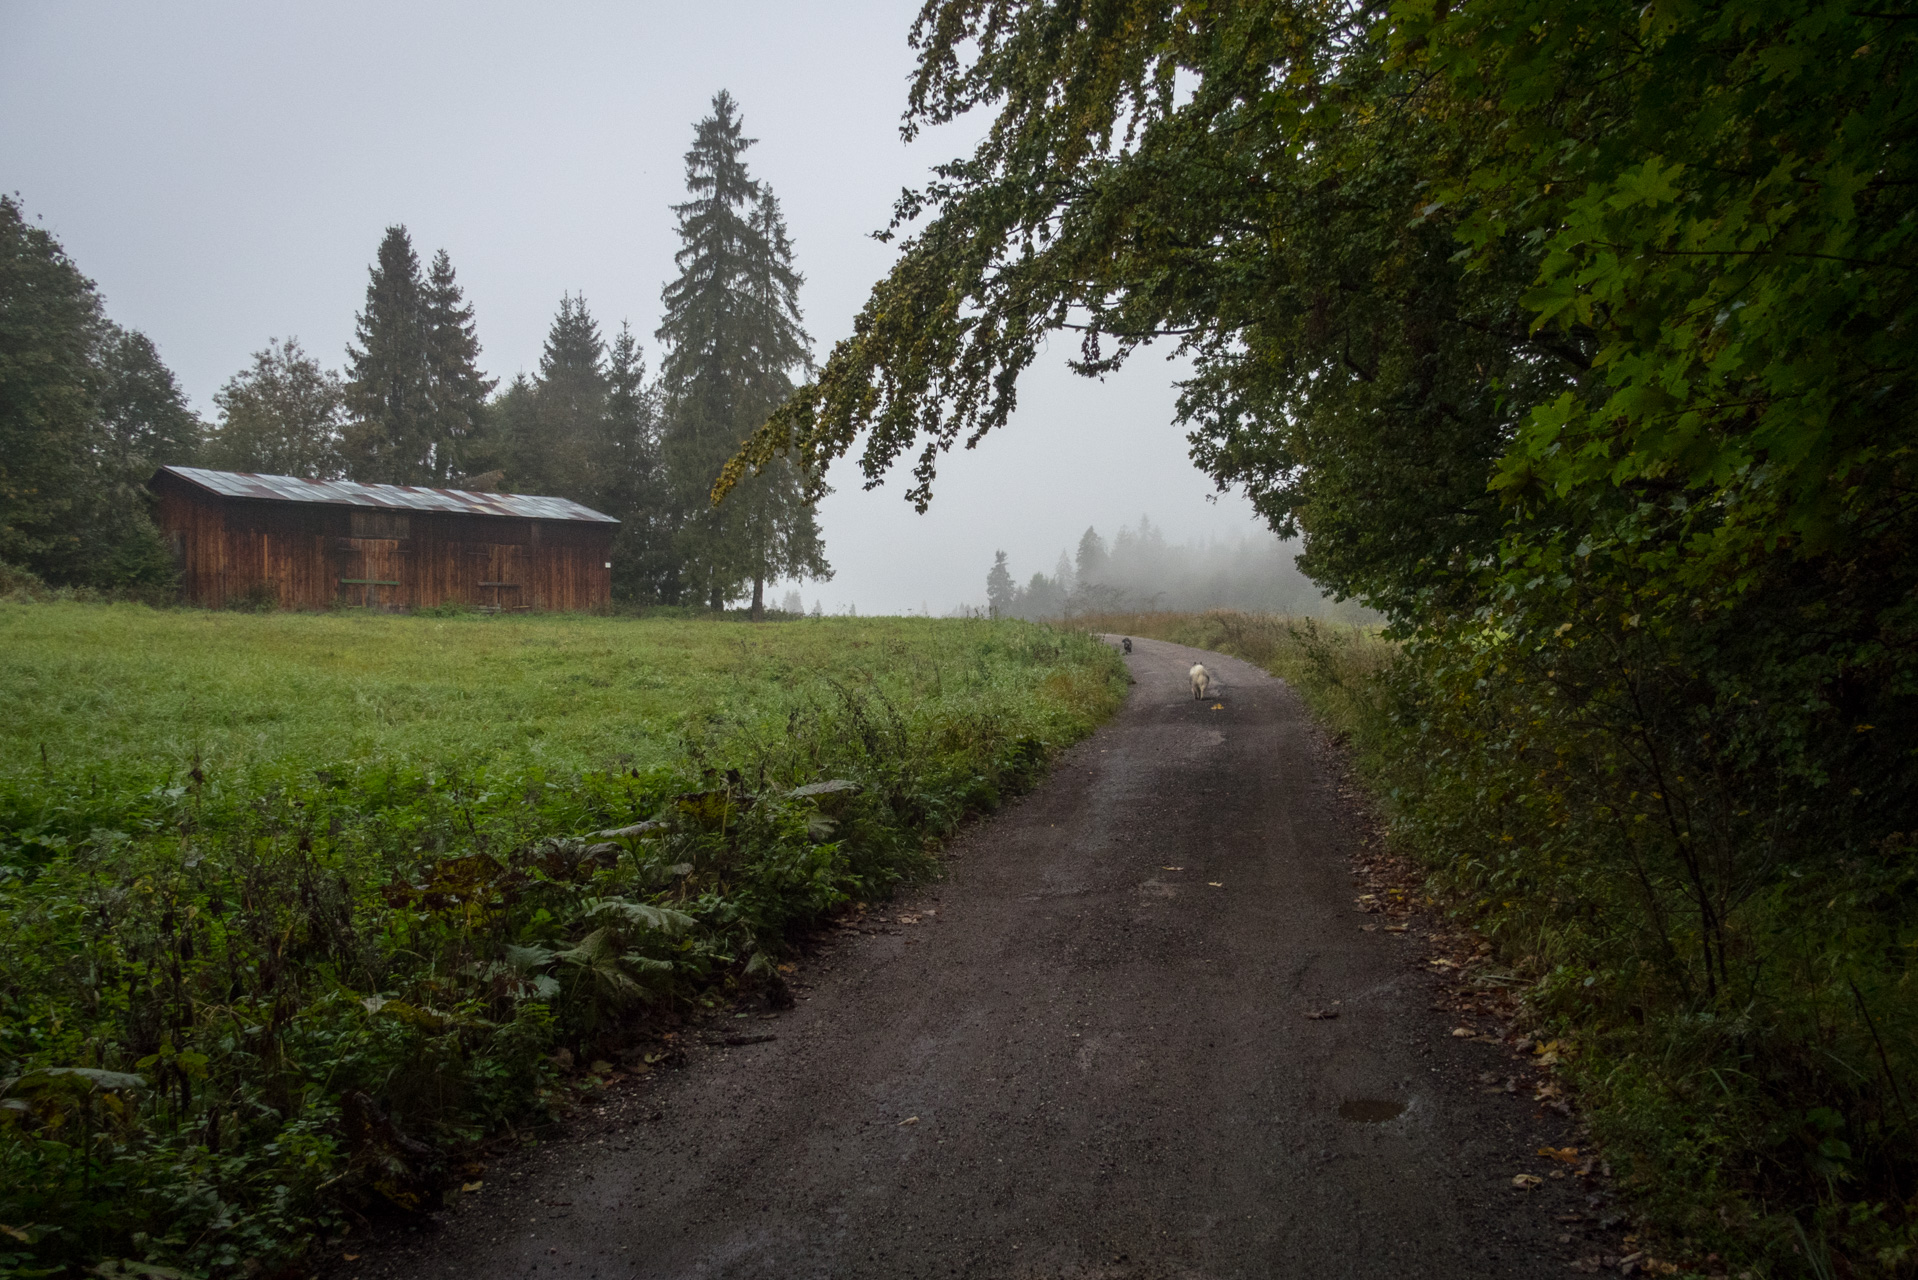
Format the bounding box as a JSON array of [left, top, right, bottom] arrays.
[[525, 292, 606, 500], [730, 189, 828, 618], [986, 551, 1014, 618], [656, 90, 830, 616], [1075, 528, 1108, 586], [343, 226, 431, 484], [422, 249, 493, 484], [604, 321, 670, 602], [541, 293, 605, 384], [478, 374, 538, 487]]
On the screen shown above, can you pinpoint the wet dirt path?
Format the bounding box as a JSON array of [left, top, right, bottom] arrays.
[[353, 637, 1598, 1279]]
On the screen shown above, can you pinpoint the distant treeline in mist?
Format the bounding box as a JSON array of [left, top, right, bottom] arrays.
[[0, 92, 826, 615], [983, 519, 1361, 620]]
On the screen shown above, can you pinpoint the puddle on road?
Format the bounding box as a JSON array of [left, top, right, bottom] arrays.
[[1338, 1098, 1406, 1123]]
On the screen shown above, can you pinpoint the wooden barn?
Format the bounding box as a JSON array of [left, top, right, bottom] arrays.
[[149, 466, 617, 612]]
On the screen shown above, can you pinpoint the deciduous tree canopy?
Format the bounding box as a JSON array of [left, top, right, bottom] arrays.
[[728, 0, 1918, 1258], [207, 338, 346, 478], [0, 195, 193, 589]]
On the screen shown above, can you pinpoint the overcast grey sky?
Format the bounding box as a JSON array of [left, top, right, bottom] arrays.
[[2, 0, 1279, 614]]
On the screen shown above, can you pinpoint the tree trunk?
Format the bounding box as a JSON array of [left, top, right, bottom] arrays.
[[750, 574, 764, 622]]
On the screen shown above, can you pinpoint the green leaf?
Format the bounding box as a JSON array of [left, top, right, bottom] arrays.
[[579, 898, 697, 936], [4, 1068, 147, 1097]]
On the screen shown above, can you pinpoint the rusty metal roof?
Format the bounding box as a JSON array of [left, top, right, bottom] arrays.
[[154, 466, 618, 524]]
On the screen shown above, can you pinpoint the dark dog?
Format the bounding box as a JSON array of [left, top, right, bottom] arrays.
[[1122, 637, 1133, 654]]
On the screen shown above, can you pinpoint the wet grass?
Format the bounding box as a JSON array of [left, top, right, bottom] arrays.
[[1, 606, 1049, 785], [0, 603, 1125, 1279]]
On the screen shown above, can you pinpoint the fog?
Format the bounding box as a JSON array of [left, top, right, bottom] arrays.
[[984, 518, 1364, 622], [0, 0, 1327, 616]]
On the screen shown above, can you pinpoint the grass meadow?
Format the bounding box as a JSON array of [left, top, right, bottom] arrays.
[[1, 606, 1040, 783], [0, 604, 1125, 1279]]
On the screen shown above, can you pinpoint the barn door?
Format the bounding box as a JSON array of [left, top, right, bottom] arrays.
[[338, 512, 409, 608], [337, 539, 402, 608], [476, 543, 528, 610]]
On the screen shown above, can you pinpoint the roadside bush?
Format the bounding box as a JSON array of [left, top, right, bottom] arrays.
[[1375, 596, 1918, 1274], [0, 562, 52, 602], [0, 557, 177, 609]]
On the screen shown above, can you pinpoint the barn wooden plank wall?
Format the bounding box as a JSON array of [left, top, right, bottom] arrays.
[[151, 472, 615, 612]]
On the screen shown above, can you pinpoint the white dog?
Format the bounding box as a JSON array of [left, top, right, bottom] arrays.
[[1190, 663, 1212, 700]]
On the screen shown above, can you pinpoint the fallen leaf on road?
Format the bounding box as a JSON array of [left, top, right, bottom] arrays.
[[1383, 923, 1409, 932], [1538, 1146, 1581, 1164], [898, 1115, 919, 1126], [1207, 882, 1223, 887], [1211, 703, 1224, 710], [1162, 865, 1184, 871], [461, 1181, 483, 1192], [1451, 1027, 1475, 1037], [343, 1255, 360, 1263], [1511, 1173, 1544, 1189], [1303, 1008, 1340, 1020], [1361, 924, 1379, 932], [1429, 958, 1458, 969]]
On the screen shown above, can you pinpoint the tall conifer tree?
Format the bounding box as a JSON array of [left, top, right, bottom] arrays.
[[423, 249, 493, 484], [656, 90, 829, 615], [343, 226, 432, 484], [986, 551, 1014, 618], [604, 321, 670, 602], [523, 292, 606, 500]]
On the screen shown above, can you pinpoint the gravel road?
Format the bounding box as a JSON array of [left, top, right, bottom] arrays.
[[347, 636, 1613, 1279]]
